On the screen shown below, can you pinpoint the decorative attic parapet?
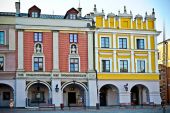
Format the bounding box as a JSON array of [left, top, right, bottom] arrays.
[[145, 8, 156, 20], [117, 6, 133, 18]]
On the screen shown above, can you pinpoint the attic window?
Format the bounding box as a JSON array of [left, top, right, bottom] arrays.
[[32, 12, 38, 18], [70, 14, 76, 19]]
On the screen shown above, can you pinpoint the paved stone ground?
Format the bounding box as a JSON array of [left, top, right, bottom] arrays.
[[1, 106, 170, 113]]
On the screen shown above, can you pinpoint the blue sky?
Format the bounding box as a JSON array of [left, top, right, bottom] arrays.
[[0, 0, 169, 43]]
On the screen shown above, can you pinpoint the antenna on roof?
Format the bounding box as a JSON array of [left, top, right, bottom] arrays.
[[78, 0, 80, 8]]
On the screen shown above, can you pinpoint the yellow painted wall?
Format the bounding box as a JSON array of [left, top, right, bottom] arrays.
[[109, 17, 114, 28], [121, 18, 131, 29], [137, 18, 142, 29], [151, 52, 156, 72], [143, 21, 146, 30], [96, 16, 103, 28], [105, 19, 109, 28], [98, 73, 159, 80], [150, 35, 155, 49], [148, 19, 154, 30], [133, 21, 136, 29]]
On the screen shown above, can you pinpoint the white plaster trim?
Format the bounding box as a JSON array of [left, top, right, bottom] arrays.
[[118, 36, 129, 49], [146, 20, 148, 30], [117, 53, 130, 56], [9, 29, 16, 50], [100, 35, 111, 48], [155, 52, 159, 73], [118, 58, 130, 73], [135, 59, 147, 73], [88, 31, 94, 71], [148, 52, 152, 73], [17, 30, 24, 70], [99, 53, 112, 55], [95, 49, 99, 72], [131, 51, 135, 72], [114, 18, 116, 28], [131, 35, 134, 49], [113, 51, 117, 72], [103, 18, 105, 28], [32, 55, 45, 72], [119, 18, 121, 28], [135, 54, 148, 56], [68, 56, 80, 72], [136, 20, 138, 29], [98, 48, 157, 52], [0, 54, 5, 71], [100, 58, 112, 72], [113, 34, 116, 48], [53, 31, 59, 71], [148, 35, 151, 49], [95, 32, 98, 48], [135, 37, 146, 49]]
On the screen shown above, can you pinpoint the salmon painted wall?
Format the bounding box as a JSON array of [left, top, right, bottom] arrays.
[[23, 31, 53, 72], [59, 32, 88, 72]]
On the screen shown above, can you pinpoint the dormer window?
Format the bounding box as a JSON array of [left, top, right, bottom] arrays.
[[64, 8, 79, 20], [32, 12, 38, 18], [28, 5, 41, 18], [70, 14, 77, 19]]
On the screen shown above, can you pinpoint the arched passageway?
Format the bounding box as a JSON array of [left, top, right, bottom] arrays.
[[0, 84, 14, 107], [99, 84, 119, 106], [62, 82, 87, 107], [26, 82, 51, 107], [131, 84, 149, 105]]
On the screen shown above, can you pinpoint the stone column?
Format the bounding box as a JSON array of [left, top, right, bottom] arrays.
[[88, 32, 94, 72], [52, 31, 60, 72]]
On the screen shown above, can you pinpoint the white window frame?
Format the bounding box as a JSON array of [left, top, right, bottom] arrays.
[[100, 35, 111, 48], [118, 58, 130, 73], [100, 58, 112, 72], [69, 56, 80, 72], [135, 59, 147, 73], [135, 37, 146, 50], [0, 30, 6, 45], [118, 36, 129, 49], [32, 12, 38, 18], [0, 54, 5, 71], [32, 55, 45, 72]]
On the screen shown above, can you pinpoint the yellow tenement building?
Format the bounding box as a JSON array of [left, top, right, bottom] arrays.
[[87, 5, 161, 106]]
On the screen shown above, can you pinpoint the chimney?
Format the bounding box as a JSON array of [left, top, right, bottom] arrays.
[[15, 2, 20, 16], [77, 7, 82, 18]]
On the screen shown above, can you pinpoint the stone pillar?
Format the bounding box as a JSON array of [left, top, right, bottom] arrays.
[[119, 92, 131, 104], [16, 79, 26, 107], [17, 30, 24, 71], [88, 79, 98, 107], [52, 31, 60, 72], [52, 79, 62, 107], [88, 32, 94, 72]]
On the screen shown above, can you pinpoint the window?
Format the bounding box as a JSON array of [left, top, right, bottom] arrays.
[[70, 14, 76, 19], [32, 12, 38, 18], [137, 39, 144, 49], [34, 57, 43, 71], [0, 31, 5, 45], [137, 60, 145, 73], [70, 58, 79, 72], [119, 38, 127, 49], [101, 37, 109, 48], [70, 34, 78, 43], [34, 32, 42, 42], [120, 60, 128, 72], [102, 60, 110, 72], [0, 57, 4, 71]]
